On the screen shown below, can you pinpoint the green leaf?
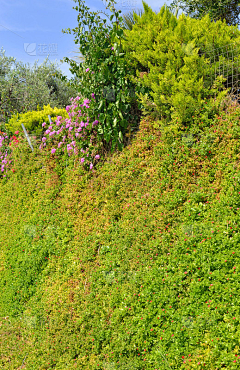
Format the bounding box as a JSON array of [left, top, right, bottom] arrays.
[[98, 100, 104, 110], [119, 131, 123, 141], [113, 117, 117, 127]]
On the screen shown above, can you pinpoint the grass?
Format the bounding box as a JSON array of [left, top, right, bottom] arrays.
[[0, 97, 240, 369]]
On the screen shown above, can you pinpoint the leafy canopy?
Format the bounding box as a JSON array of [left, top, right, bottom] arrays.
[[0, 49, 79, 124], [168, 0, 240, 26]]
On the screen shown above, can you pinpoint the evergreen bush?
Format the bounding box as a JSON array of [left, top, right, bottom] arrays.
[[120, 4, 240, 128]]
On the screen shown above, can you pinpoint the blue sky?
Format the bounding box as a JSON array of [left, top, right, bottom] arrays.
[[0, 0, 174, 79]]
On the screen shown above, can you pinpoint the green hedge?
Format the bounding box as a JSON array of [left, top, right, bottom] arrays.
[[5, 104, 68, 136]]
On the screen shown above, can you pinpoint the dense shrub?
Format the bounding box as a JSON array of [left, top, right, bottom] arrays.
[[62, 0, 150, 156], [120, 4, 240, 127], [6, 104, 68, 136]]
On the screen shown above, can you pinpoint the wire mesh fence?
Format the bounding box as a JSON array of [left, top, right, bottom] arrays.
[[198, 42, 240, 103]]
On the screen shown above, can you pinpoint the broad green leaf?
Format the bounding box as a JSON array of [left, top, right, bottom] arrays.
[[113, 117, 117, 127]]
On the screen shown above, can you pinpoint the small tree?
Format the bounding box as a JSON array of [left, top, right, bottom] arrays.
[[168, 0, 240, 26], [0, 49, 79, 126]]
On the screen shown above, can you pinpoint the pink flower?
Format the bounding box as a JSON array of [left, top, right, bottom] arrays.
[[90, 163, 93, 170], [15, 131, 19, 135], [95, 154, 100, 160], [81, 158, 85, 163], [42, 122, 46, 127], [51, 148, 56, 154], [83, 98, 90, 106], [86, 68, 90, 72]]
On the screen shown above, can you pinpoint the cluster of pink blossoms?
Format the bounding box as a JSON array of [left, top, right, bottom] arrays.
[[39, 94, 101, 171], [0, 132, 15, 176]]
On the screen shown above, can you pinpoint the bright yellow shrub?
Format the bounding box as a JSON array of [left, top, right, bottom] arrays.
[[6, 105, 68, 136]]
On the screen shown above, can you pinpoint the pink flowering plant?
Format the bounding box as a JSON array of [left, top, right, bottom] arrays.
[[0, 132, 11, 177], [39, 95, 102, 172], [0, 130, 22, 178], [60, 0, 148, 156]]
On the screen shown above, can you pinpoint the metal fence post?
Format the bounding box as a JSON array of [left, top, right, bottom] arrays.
[[21, 123, 34, 152]]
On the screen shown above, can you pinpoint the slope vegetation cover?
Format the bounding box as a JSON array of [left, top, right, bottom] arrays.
[[1, 2, 240, 370], [1, 99, 240, 369]]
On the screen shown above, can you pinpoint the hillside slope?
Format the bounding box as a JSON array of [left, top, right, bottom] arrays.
[[1, 99, 240, 369]]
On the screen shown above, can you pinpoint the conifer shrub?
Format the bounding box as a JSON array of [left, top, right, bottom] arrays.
[[120, 3, 240, 128]]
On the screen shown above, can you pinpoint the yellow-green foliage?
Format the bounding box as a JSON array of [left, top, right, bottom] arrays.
[[6, 104, 68, 136], [1, 96, 240, 369], [121, 5, 240, 127]]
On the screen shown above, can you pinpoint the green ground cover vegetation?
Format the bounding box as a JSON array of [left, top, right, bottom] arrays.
[[1, 1, 240, 369]]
